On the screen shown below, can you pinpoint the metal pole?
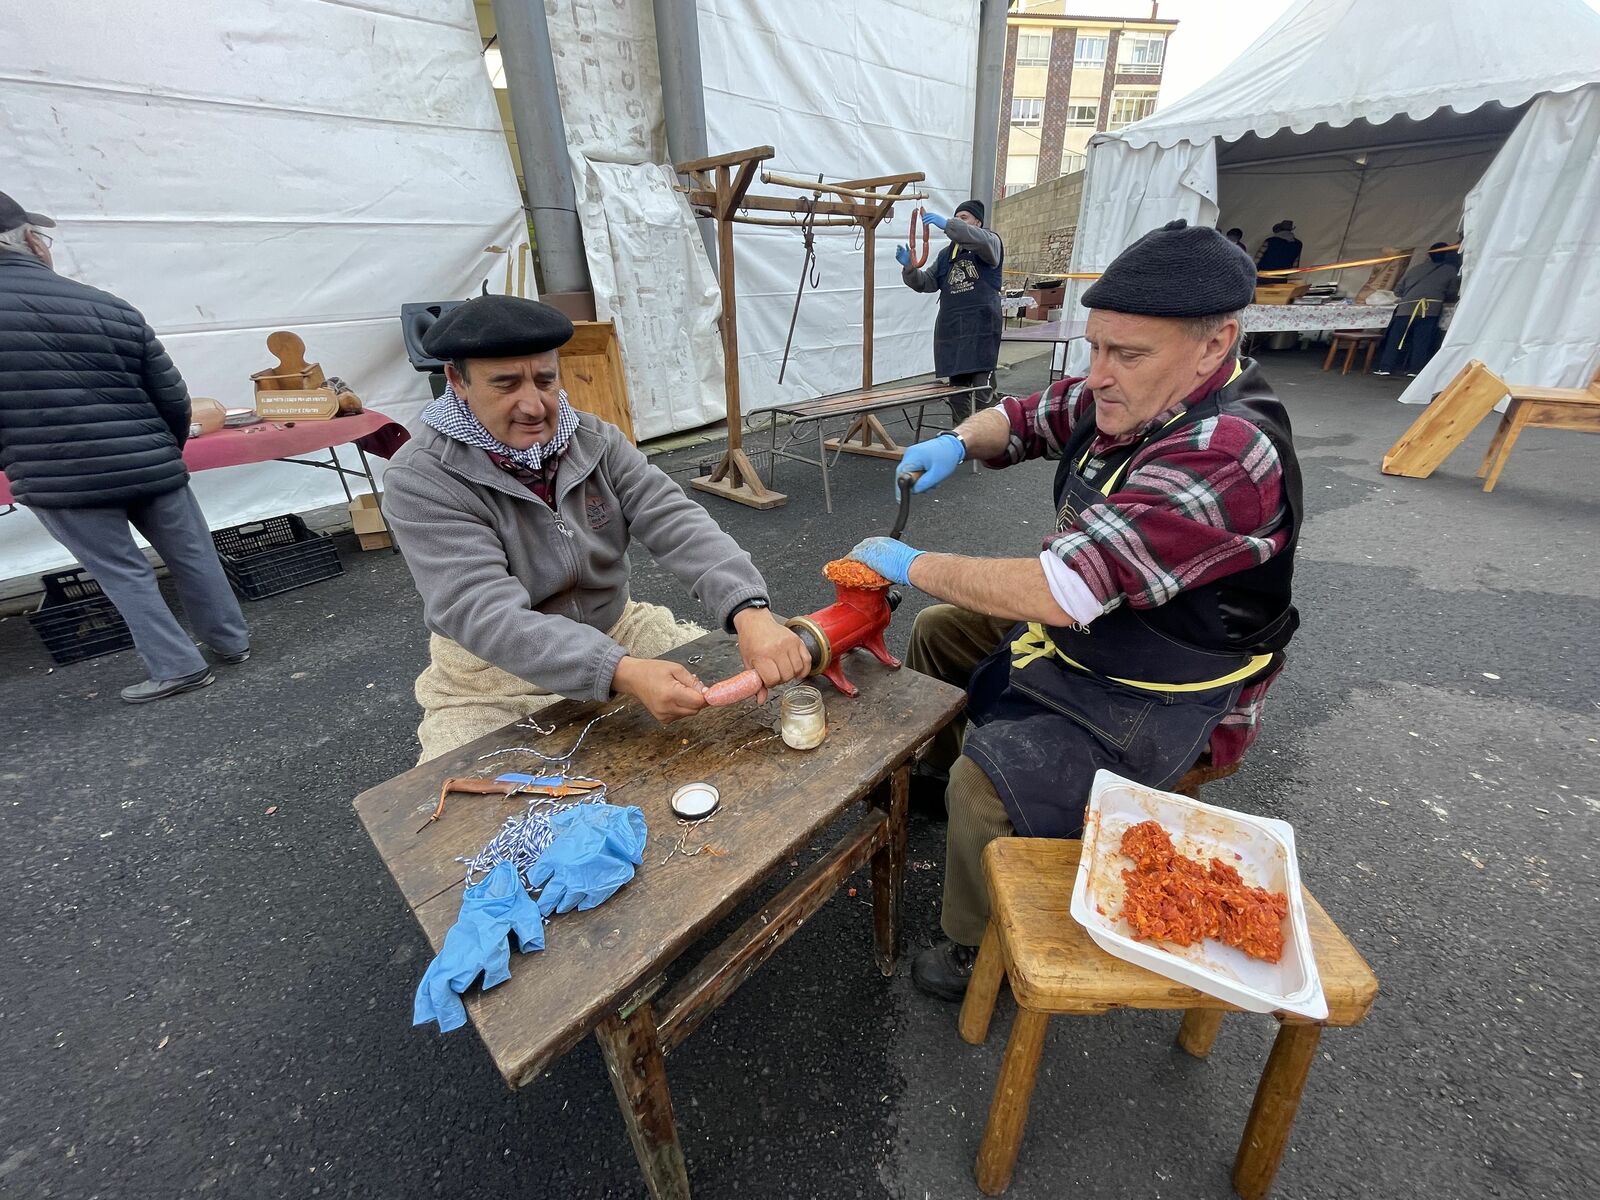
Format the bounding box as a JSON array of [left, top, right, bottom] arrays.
[[490, 0, 592, 295], [970, 0, 1007, 213], [652, 0, 719, 271]]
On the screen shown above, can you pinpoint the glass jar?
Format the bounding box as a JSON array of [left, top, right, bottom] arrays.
[[779, 685, 827, 750]]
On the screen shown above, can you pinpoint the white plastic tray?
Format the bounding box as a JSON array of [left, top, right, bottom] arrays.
[[1070, 769, 1328, 1020]]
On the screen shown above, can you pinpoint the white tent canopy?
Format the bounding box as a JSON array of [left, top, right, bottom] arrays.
[[1069, 0, 1600, 403]]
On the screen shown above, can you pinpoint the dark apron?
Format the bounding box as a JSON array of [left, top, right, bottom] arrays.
[[963, 365, 1300, 837], [932, 242, 1004, 380]]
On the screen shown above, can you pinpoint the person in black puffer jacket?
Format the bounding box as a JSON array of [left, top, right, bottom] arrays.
[[0, 191, 250, 702]]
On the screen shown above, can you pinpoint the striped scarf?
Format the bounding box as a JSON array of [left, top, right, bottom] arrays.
[[421, 383, 579, 470]]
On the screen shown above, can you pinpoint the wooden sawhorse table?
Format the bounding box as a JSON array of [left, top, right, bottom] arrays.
[[353, 633, 964, 1198]]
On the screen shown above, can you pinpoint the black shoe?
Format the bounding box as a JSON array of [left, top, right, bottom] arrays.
[[908, 769, 949, 822], [912, 939, 977, 1002], [120, 669, 215, 704], [212, 646, 251, 665]]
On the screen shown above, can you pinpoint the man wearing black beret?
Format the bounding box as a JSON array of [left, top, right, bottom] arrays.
[[382, 294, 810, 760], [847, 220, 1303, 1001]]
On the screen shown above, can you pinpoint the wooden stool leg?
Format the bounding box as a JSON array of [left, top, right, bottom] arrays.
[[1176, 1008, 1224, 1059], [1482, 403, 1531, 493], [1341, 341, 1356, 375], [1363, 340, 1377, 373], [869, 765, 910, 975], [975, 1008, 1051, 1195], [959, 922, 1005, 1046], [595, 1003, 691, 1200], [1477, 412, 1512, 477], [1321, 340, 1337, 371], [1232, 1022, 1322, 1200]]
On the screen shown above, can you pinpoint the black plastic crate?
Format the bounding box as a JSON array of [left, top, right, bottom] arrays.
[[27, 568, 135, 665], [211, 514, 342, 600]]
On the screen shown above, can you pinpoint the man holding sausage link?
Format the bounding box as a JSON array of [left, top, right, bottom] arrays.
[[383, 294, 809, 762]]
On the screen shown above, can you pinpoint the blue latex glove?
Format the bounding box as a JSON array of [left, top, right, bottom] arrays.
[[897, 433, 966, 497], [846, 536, 925, 588], [526, 803, 648, 917], [413, 860, 544, 1033], [895, 244, 911, 267], [922, 211, 948, 231]]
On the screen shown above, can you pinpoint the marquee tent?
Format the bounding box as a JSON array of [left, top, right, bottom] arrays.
[[1068, 0, 1600, 404]]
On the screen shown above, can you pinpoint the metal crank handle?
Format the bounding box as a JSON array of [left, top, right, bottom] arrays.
[[891, 469, 924, 541]]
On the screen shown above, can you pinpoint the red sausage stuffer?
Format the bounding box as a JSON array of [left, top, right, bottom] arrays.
[[784, 578, 902, 698], [703, 579, 904, 705]]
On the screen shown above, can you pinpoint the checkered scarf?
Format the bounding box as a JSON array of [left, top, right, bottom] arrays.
[[420, 383, 579, 470]]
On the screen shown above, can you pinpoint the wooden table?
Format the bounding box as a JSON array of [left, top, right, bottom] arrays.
[[353, 632, 964, 1199]]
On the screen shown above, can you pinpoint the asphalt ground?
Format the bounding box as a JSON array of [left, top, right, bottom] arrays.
[[1, 346, 1596, 1200]]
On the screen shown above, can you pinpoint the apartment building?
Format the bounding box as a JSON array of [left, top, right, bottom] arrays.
[[998, 3, 1178, 197]]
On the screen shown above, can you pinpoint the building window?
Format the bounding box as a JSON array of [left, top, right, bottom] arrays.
[[1120, 34, 1165, 75], [1010, 98, 1044, 127], [1005, 155, 1039, 190], [1074, 35, 1107, 67], [1108, 93, 1157, 129], [1065, 103, 1098, 127], [1060, 151, 1087, 176], [1016, 31, 1051, 68]]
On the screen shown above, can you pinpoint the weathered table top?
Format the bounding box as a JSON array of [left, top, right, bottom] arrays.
[[353, 632, 964, 1087]]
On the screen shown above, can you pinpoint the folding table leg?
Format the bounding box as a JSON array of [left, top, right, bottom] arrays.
[[816, 421, 833, 514], [329, 447, 354, 503], [595, 1003, 691, 1200]]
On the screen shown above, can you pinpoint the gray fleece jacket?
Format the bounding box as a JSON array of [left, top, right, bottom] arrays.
[[382, 413, 768, 701]]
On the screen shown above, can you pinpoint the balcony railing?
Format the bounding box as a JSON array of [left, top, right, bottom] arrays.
[[1117, 61, 1163, 75]]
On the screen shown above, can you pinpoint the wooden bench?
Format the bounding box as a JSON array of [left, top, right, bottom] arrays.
[[1477, 364, 1600, 491], [958, 838, 1378, 1199], [1383, 357, 1600, 486], [753, 378, 987, 512]]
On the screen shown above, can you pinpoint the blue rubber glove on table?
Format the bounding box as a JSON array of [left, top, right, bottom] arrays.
[[896, 432, 966, 497], [895, 244, 911, 267], [527, 803, 648, 916], [413, 860, 544, 1033], [846, 536, 925, 587]]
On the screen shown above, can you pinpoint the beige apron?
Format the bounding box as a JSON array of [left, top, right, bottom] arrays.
[[413, 599, 705, 763]]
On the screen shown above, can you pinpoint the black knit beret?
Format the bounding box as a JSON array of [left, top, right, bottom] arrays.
[[955, 199, 986, 225], [422, 294, 575, 360], [1081, 219, 1257, 317]]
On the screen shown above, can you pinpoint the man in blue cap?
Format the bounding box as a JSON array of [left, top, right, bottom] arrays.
[[849, 220, 1303, 1001]]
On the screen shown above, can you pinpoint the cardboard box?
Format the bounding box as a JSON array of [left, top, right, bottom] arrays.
[[349, 493, 389, 536], [357, 530, 393, 552]]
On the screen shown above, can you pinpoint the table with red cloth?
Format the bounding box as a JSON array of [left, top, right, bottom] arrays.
[[0, 408, 411, 508]]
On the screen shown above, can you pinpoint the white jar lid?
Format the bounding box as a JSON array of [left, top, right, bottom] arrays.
[[670, 782, 720, 820]]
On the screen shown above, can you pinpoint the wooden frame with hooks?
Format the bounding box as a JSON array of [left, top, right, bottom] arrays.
[[677, 145, 926, 510]]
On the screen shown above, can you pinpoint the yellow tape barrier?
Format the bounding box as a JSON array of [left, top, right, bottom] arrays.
[[1001, 242, 1460, 284]]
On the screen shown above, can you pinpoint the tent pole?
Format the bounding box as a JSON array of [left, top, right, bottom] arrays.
[[491, 0, 592, 296], [969, 0, 1008, 212], [652, 0, 719, 272]]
